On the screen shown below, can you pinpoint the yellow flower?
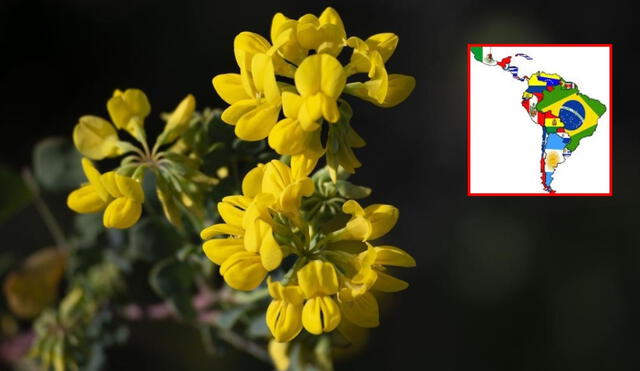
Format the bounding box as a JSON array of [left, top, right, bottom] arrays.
[[339, 243, 415, 299], [234, 31, 296, 78], [270, 13, 308, 65], [260, 158, 315, 214], [161, 94, 196, 143], [344, 34, 416, 107], [213, 53, 282, 141], [72, 115, 125, 160], [266, 278, 304, 342], [201, 195, 275, 291], [339, 291, 379, 328], [296, 7, 346, 57], [106, 88, 151, 141], [67, 158, 144, 229], [201, 161, 318, 290], [297, 260, 341, 335], [337, 244, 415, 327], [293, 53, 346, 130], [268, 91, 325, 162], [334, 200, 399, 241]]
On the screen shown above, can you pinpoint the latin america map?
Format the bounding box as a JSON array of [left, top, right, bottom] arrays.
[[468, 45, 610, 195]]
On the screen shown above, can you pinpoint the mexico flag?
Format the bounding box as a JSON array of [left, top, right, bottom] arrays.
[[470, 46, 497, 66]]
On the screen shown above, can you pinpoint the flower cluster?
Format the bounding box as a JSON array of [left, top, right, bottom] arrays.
[[67, 88, 220, 228], [212, 7, 415, 180], [201, 159, 415, 342]]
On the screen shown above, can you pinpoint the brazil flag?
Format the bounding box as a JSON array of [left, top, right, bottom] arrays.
[[536, 87, 606, 151]]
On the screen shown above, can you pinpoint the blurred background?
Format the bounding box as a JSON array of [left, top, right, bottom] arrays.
[[1, 0, 638, 370]]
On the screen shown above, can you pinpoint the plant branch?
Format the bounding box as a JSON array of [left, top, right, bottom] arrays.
[[21, 168, 69, 252]]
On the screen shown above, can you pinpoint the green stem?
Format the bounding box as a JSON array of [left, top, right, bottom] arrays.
[[21, 168, 69, 251]]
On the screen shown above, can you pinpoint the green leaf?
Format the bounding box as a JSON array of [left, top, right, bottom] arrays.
[[246, 315, 270, 338], [32, 137, 84, 192], [334, 180, 371, 200], [0, 163, 32, 223], [216, 307, 246, 330], [129, 217, 182, 262], [148, 258, 195, 320]]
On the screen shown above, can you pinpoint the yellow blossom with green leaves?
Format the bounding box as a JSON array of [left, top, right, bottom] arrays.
[[67, 88, 222, 229], [201, 160, 415, 343], [213, 7, 415, 181]]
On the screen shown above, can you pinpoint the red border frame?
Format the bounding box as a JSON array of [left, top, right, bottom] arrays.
[[467, 43, 613, 197]]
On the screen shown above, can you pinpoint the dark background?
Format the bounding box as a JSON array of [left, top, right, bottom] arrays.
[[1, 0, 639, 370]]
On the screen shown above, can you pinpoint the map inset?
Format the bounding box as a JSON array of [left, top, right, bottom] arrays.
[[470, 46, 608, 194]]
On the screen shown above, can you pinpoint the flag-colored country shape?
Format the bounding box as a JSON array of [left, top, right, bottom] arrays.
[[537, 93, 604, 137], [470, 46, 498, 65]]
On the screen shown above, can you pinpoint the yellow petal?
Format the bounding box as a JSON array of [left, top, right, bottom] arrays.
[[378, 74, 415, 107], [235, 104, 280, 141], [72, 115, 121, 160], [290, 153, 316, 179], [295, 54, 321, 96], [372, 271, 409, 292], [267, 278, 305, 304], [107, 88, 150, 130], [220, 99, 258, 126], [217, 201, 244, 228], [200, 223, 245, 240], [212, 74, 250, 105], [319, 54, 346, 98], [234, 32, 271, 70], [373, 246, 416, 267], [271, 14, 308, 65], [203, 238, 245, 265], [281, 92, 303, 119], [81, 158, 109, 202], [219, 251, 267, 290], [122, 89, 151, 118], [241, 164, 265, 198], [302, 296, 341, 334], [345, 75, 415, 108], [261, 160, 293, 196], [363, 204, 399, 240], [251, 54, 280, 104], [339, 291, 379, 328], [319, 7, 345, 33], [222, 195, 252, 210], [366, 33, 398, 63], [279, 178, 314, 213], [298, 94, 323, 131], [297, 260, 339, 298], [114, 174, 144, 202], [270, 13, 289, 45], [296, 14, 322, 51], [268, 118, 305, 155], [268, 340, 291, 371], [244, 219, 282, 271], [295, 54, 345, 98], [67, 184, 108, 213], [103, 197, 142, 229], [267, 299, 304, 343], [163, 94, 196, 142], [100, 171, 122, 198], [321, 94, 340, 123]]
